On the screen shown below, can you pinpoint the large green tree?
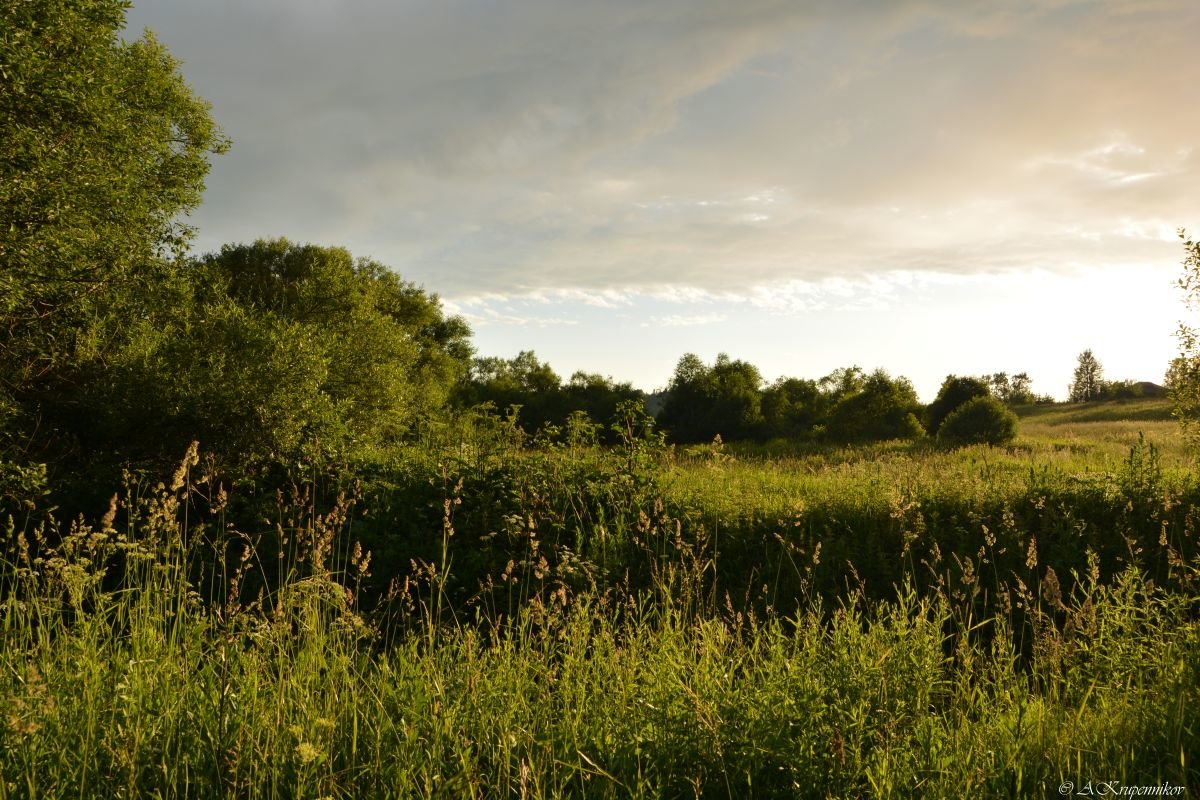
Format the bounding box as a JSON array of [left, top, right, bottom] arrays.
[[761, 377, 826, 440], [456, 351, 565, 432], [454, 355, 642, 440], [658, 353, 764, 442], [83, 240, 473, 465], [985, 372, 1036, 405], [0, 0, 227, 457], [825, 369, 924, 443]]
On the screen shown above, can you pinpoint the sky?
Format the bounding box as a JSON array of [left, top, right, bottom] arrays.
[[125, 0, 1200, 400]]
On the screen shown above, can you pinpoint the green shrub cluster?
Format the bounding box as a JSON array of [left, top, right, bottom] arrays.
[[937, 395, 1019, 447]]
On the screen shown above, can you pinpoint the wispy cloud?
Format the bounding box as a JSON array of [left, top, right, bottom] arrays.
[[130, 0, 1200, 301], [642, 313, 729, 328], [440, 303, 579, 328]]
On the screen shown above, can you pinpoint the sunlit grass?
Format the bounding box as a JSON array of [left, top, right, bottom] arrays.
[[2, 404, 1199, 798], [3, 502, 1196, 798]]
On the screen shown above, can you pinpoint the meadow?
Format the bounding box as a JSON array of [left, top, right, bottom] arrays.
[[2, 400, 1198, 799], [7, 6, 1200, 797]]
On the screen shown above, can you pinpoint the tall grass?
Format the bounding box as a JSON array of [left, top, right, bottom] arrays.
[[2, 440, 1198, 798]]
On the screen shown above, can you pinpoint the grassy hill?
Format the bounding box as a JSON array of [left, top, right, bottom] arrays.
[[1014, 397, 1175, 424]]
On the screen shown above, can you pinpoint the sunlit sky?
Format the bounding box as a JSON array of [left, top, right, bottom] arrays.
[[127, 1, 1200, 400]]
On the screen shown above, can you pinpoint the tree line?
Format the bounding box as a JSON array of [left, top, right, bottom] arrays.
[[463, 352, 1036, 448]]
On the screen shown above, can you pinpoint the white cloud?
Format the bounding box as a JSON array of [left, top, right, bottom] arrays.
[[128, 0, 1200, 298], [643, 313, 729, 328]]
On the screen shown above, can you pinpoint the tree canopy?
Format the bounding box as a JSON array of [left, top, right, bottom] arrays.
[[926, 375, 991, 435], [455, 352, 641, 439], [82, 240, 473, 466], [937, 395, 1018, 448], [1069, 350, 1106, 402], [0, 0, 228, 458], [1171, 231, 1200, 444], [658, 353, 764, 443], [825, 369, 925, 443]]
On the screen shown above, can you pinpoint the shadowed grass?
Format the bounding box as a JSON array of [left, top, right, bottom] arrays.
[[2, 441, 1199, 798]]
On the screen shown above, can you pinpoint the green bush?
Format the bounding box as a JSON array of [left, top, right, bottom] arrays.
[[825, 369, 925, 442], [926, 375, 991, 434], [937, 395, 1018, 447]]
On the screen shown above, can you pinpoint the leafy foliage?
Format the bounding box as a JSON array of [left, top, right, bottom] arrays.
[[825, 369, 925, 442], [984, 371, 1037, 405], [937, 394, 1018, 447], [1171, 231, 1200, 447], [1069, 349, 1106, 402], [760, 376, 827, 439], [926, 374, 991, 434], [657, 353, 764, 442], [454, 351, 642, 440], [0, 0, 228, 456], [83, 239, 473, 467]]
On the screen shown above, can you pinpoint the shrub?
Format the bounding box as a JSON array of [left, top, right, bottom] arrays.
[[937, 395, 1018, 447], [826, 369, 925, 442], [926, 375, 991, 434]]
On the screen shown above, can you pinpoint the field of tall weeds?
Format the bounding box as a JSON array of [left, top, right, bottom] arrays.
[[2, 409, 1198, 798]]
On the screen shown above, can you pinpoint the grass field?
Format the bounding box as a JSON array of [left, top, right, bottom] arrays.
[[2, 400, 1198, 798]]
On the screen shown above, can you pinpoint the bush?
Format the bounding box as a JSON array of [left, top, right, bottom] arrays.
[[826, 369, 925, 442], [937, 395, 1018, 447], [926, 375, 990, 435]]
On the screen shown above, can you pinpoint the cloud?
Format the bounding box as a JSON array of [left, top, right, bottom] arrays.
[[128, 0, 1200, 299], [642, 313, 729, 328], [440, 302, 579, 329]]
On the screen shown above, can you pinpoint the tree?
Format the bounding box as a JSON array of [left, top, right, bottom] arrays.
[[937, 396, 1018, 448], [657, 353, 763, 442], [457, 351, 564, 432], [825, 369, 924, 443], [72, 240, 473, 466], [925, 375, 991, 435], [563, 372, 643, 440], [761, 377, 825, 439], [1170, 231, 1200, 443], [1, 0, 228, 457], [819, 366, 866, 402], [986, 372, 1036, 405], [708, 354, 765, 440], [657, 354, 710, 442], [1068, 349, 1106, 402]]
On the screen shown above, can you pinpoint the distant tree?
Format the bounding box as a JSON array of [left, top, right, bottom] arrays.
[[825, 369, 924, 443], [926, 375, 991, 435], [1097, 380, 1145, 400], [761, 377, 825, 439], [457, 351, 564, 432], [937, 396, 1018, 448], [818, 366, 866, 402], [657, 354, 712, 443], [657, 353, 763, 442], [563, 372, 643, 436], [1068, 349, 1106, 402], [986, 372, 1036, 405], [709, 354, 765, 439]]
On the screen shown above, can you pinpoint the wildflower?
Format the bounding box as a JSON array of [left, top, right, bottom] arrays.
[[295, 741, 321, 765]]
